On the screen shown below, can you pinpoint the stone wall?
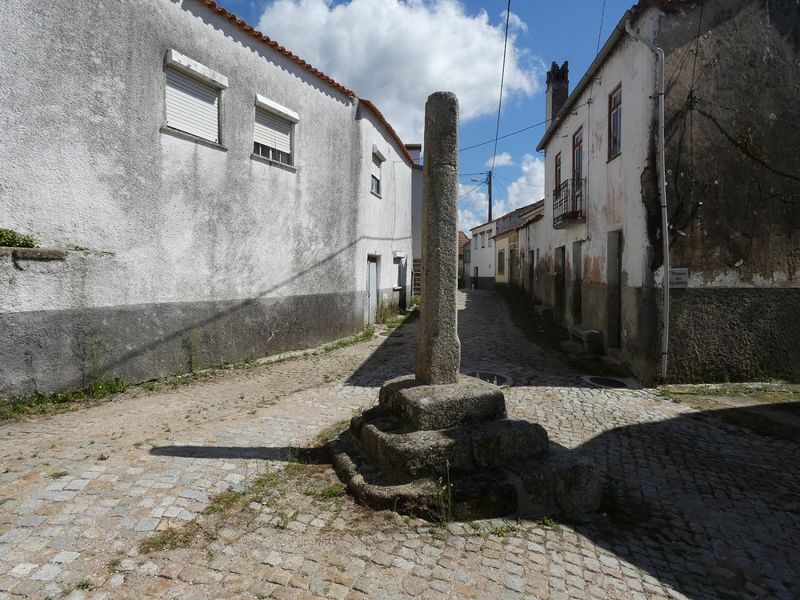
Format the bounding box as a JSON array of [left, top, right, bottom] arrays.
[[668, 288, 800, 382]]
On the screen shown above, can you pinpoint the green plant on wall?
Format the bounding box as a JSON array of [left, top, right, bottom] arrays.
[[0, 228, 35, 248]]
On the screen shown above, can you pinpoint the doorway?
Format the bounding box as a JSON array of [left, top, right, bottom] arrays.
[[366, 256, 379, 325], [554, 246, 566, 322], [607, 231, 623, 347], [572, 240, 583, 324]]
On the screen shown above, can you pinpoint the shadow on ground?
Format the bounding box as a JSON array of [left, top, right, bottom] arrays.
[[151, 401, 800, 599]]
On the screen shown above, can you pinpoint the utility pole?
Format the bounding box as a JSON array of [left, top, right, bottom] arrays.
[[469, 171, 494, 223], [487, 170, 493, 222]]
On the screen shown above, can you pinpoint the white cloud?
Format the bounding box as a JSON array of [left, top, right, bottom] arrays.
[[458, 182, 488, 233], [458, 154, 544, 231], [485, 152, 514, 168], [257, 0, 541, 141], [502, 154, 545, 213]]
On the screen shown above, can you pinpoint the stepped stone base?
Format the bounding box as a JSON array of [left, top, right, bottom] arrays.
[[327, 375, 601, 521]]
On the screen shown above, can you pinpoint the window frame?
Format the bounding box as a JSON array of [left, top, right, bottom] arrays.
[[608, 85, 622, 160], [162, 50, 228, 147], [252, 94, 299, 170], [554, 152, 562, 188], [371, 146, 386, 198], [497, 250, 505, 274], [572, 127, 583, 181]]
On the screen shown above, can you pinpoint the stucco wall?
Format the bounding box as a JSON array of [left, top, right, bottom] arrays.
[[0, 0, 412, 396], [537, 13, 659, 363]]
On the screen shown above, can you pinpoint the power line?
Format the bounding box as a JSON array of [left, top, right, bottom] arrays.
[[458, 183, 485, 200], [596, 0, 607, 55], [459, 120, 547, 153], [489, 0, 513, 173], [458, 101, 589, 153]]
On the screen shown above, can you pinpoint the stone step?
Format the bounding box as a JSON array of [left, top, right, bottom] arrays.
[[351, 411, 549, 478], [327, 433, 601, 521], [378, 374, 506, 430]]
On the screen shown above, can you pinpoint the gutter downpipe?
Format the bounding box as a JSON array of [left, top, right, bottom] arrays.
[[625, 19, 670, 381]]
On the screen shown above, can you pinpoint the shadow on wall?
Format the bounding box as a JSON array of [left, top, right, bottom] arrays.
[[151, 401, 800, 598], [94, 235, 409, 375]]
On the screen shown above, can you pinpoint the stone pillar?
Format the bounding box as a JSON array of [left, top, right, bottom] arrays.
[[416, 92, 461, 385]]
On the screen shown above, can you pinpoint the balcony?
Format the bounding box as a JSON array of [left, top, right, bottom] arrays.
[[553, 178, 586, 228]]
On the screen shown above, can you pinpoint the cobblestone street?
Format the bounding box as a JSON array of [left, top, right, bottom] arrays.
[[1, 290, 798, 599]]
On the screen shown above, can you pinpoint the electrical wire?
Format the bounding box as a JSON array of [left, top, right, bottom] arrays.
[[459, 101, 590, 153], [458, 183, 485, 200], [489, 0, 513, 173], [596, 0, 607, 55]]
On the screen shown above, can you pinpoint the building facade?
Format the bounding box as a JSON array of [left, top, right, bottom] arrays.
[[0, 0, 414, 396], [468, 222, 496, 290], [534, 0, 799, 383]]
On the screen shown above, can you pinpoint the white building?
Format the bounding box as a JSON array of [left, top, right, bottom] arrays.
[[468, 221, 496, 290], [0, 0, 414, 396], [532, 0, 800, 383]]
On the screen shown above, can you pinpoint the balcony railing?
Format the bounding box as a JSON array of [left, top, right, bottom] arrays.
[[553, 178, 587, 228]]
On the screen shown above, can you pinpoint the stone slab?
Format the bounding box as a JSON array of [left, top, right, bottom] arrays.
[[328, 433, 601, 521], [351, 412, 549, 478], [378, 374, 506, 430]]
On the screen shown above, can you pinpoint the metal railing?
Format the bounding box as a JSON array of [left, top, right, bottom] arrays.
[[553, 178, 586, 228]]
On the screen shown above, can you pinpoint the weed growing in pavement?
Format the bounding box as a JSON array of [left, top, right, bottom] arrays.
[[319, 484, 345, 499], [0, 377, 127, 421], [75, 579, 93, 590], [489, 524, 516, 537], [106, 558, 121, 572], [435, 461, 454, 525], [47, 470, 68, 480], [537, 517, 562, 532], [139, 521, 202, 554]]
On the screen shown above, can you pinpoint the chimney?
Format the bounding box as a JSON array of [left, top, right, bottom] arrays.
[[545, 61, 569, 127], [405, 143, 421, 165]]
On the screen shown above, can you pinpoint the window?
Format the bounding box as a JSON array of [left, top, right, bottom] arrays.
[[253, 94, 298, 167], [487, 229, 493, 247], [371, 153, 382, 196], [370, 146, 386, 197], [164, 50, 228, 144], [497, 250, 505, 274], [572, 128, 583, 181], [473, 234, 478, 249], [555, 152, 562, 186], [609, 86, 622, 159], [480, 232, 485, 248]]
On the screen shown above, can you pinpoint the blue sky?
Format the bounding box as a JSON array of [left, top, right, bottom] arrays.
[[214, 0, 633, 231]]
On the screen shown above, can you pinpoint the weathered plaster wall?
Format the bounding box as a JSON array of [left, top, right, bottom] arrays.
[[0, 0, 412, 396], [354, 103, 414, 315], [538, 14, 659, 367], [653, 0, 800, 382]]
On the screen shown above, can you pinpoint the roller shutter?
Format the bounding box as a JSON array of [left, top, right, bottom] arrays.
[[165, 68, 219, 143], [254, 108, 292, 154]]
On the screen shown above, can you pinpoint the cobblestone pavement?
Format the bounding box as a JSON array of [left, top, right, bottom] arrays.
[[1, 290, 798, 599]]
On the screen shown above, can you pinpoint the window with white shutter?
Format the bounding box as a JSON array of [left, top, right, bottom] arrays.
[[252, 94, 298, 167], [254, 108, 293, 165], [163, 50, 227, 144]]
